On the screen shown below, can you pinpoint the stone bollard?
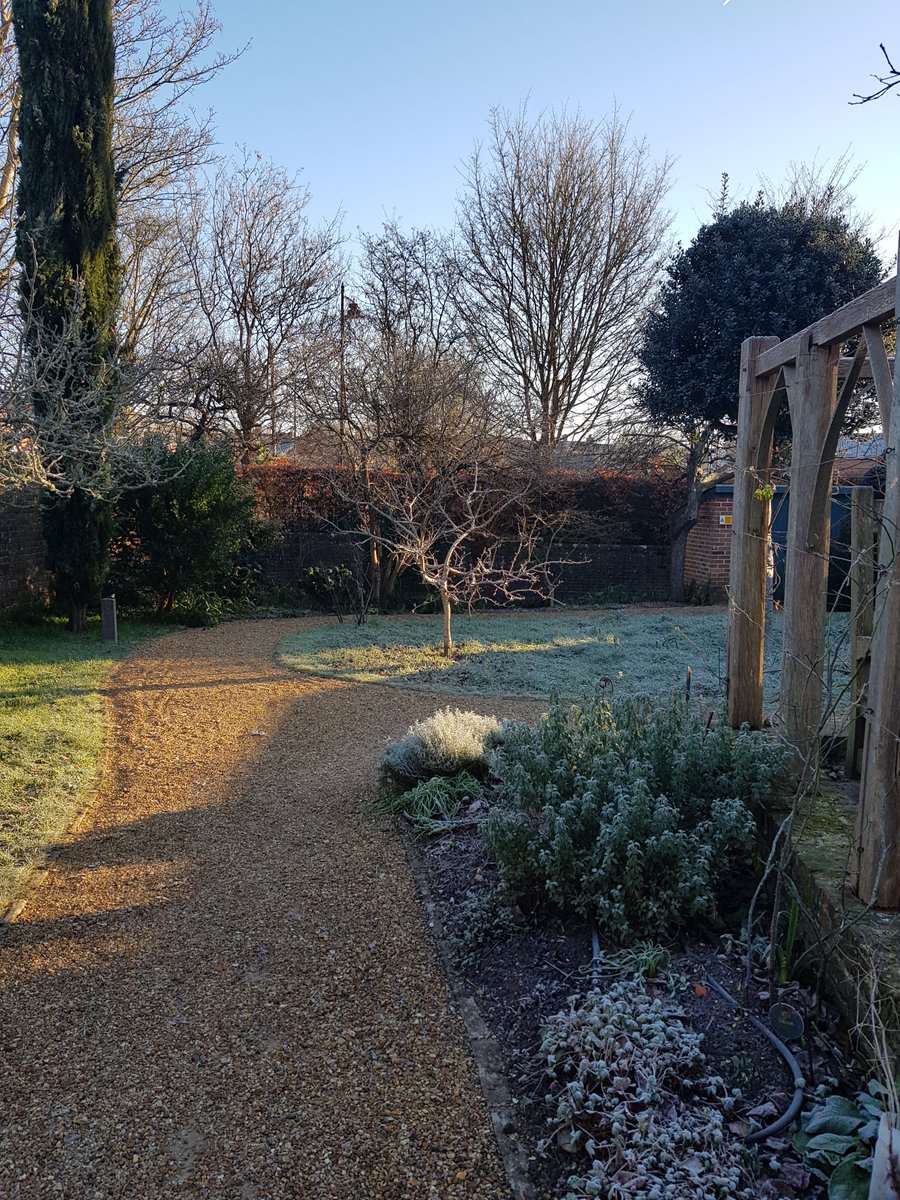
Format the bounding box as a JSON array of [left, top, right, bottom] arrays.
[[101, 596, 118, 644]]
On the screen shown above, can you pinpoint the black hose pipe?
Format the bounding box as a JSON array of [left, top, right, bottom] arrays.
[[705, 974, 806, 1144]]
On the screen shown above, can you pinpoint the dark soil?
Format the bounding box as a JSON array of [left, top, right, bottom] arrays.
[[418, 822, 833, 1200]]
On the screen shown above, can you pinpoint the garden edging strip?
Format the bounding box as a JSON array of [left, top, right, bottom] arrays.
[[403, 836, 536, 1200]]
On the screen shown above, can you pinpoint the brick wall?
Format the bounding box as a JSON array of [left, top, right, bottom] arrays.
[[0, 490, 49, 609], [684, 492, 732, 600]]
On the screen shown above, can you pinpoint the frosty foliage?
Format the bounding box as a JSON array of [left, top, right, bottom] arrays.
[[540, 981, 754, 1199], [485, 692, 786, 940], [379, 706, 506, 782]]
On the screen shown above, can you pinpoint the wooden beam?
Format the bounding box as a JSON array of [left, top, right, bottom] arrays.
[[838, 352, 895, 382], [844, 486, 875, 778], [780, 334, 840, 773], [807, 338, 868, 547], [727, 336, 780, 729], [854, 246, 900, 907], [756, 277, 896, 377], [863, 323, 895, 436]]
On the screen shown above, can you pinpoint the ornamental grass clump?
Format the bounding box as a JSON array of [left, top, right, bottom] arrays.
[[379, 706, 506, 783], [540, 981, 754, 1199], [485, 692, 786, 941], [370, 771, 484, 838]]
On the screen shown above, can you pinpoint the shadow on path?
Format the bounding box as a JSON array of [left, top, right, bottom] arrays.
[[0, 620, 541, 1200]]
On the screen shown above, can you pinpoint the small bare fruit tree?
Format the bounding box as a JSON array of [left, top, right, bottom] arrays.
[[327, 345, 563, 656]]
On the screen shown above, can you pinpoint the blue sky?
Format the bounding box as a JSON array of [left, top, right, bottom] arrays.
[[174, 0, 900, 263]]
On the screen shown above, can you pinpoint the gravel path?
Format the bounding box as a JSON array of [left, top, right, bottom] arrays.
[[0, 620, 541, 1200]]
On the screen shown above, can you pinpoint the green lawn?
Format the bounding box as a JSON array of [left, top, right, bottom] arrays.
[[279, 607, 852, 713], [0, 618, 164, 911]]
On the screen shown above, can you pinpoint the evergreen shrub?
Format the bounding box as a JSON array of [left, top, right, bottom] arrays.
[[485, 693, 785, 940], [110, 440, 277, 619]]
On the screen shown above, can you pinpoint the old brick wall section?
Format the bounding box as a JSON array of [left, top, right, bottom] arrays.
[[684, 491, 732, 599], [0, 490, 49, 608]]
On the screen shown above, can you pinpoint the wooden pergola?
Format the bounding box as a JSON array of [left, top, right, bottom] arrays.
[[726, 239, 900, 908]]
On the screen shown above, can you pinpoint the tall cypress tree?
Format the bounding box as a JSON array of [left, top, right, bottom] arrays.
[[14, 0, 120, 632]]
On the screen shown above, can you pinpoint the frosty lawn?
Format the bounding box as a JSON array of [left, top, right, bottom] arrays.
[[279, 609, 852, 709]]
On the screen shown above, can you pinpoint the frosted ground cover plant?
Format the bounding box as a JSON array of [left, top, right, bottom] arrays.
[[540, 980, 754, 1199], [280, 609, 850, 705], [379, 706, 504, 781]]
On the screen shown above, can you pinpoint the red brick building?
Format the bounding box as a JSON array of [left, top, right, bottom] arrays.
[[685, 452, 881, 601]]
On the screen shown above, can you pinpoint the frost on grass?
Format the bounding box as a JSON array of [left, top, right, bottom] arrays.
[[279, 610, 852, 708], [379, 706, 505, 782], [279, 612, 732, 699], [540, 980, 754, 1199]]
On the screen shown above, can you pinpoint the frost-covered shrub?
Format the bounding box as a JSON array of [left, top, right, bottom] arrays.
[[380, 706, 506, 783], [540, 981, 754, 1199], [485, 692, 785, 940]]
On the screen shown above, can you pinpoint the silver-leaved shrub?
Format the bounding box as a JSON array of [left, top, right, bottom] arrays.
[[380, 706, 506, 782], [485, 693, 785, 940]]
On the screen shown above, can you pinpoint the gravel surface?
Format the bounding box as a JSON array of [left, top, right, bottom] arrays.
[[0, 619, 539, 1200]]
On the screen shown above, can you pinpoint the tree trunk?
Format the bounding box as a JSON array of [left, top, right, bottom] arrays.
[[369, 535, 382, 609], [440, 588, 453, 657], [378, 552, 401, 609], [669, 523, 690, 603], [15, 0, 119, 622], [669, 443, 706, 602], [67, 603, 87, 634]]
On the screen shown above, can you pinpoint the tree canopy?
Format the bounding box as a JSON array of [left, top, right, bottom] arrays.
[[636, 198, 885, 435], [457, 106, 671, 448]]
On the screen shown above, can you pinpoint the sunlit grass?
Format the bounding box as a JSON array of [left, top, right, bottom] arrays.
[[279, 610, 728, 699], [279, 608, 852, 713], [0, 617, 165, 911]]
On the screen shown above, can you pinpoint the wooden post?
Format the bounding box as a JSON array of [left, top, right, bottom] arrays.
[[844, 486, 875, 778], [854, 243, 900, 907], [780, 334, 839, 773], [727, 336, 780, 729]]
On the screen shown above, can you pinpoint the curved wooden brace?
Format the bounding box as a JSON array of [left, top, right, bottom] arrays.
[[754, 368, 784, 475], [805, 338, 868, 548], [863, 322, 895, 436]]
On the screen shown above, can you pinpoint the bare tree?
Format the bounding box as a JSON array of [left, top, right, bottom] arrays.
[[456, 106, 671, 449], [113, 0, 241, 349], [852, 43, 900, 103], [297, 224, 570, 644], [328, 348, 560, 655], [358, 222, 467, 364], [0, 2, 17, 289], [173, 151, 342, 459], [298, 222, 501, 607], [0, 274, 180, 498]]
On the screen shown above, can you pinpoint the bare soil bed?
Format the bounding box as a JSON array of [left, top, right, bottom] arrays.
[[415, 823, 836, 1199]]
